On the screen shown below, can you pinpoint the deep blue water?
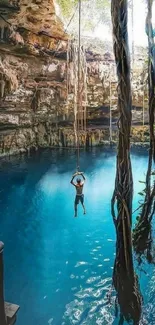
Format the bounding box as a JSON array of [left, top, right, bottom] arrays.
[[0, 148, 154, 325]]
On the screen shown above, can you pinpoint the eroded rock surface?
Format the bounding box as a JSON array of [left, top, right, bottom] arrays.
[[0, 0, 149, 155]]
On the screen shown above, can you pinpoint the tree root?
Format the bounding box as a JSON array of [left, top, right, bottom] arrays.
[[111, 0, 142, 322], [133, 219, 154, 264]]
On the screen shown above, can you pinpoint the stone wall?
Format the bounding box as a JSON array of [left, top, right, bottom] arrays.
[[0, 0, 149, 156], [0, 124, 150, 156]]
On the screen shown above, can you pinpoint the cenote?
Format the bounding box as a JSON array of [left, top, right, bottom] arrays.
[[0, 148, 154, 325], [1, 0, 155, 324]]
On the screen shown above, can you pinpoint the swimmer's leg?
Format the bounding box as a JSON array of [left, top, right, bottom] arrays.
[[80, 195, 86, 214], [74, 203, 78, 217], [83, 204, 86, 214], [74, 196, 78, 217]]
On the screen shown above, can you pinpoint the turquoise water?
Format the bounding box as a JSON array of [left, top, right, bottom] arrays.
[[0, 148, 154, 325]]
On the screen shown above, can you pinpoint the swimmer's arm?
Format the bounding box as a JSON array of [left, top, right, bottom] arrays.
[[70, 173, 78, 186], [80, 172, 85, 185], [80, 173, 86, 181]]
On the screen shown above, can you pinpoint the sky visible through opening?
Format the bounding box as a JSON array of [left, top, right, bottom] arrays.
[[94, 0, 149, 47], [56, 0, 155, 48], [92, 0, 155, 47]]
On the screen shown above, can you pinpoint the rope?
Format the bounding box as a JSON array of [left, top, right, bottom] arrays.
[[84, 51, 87, 133], [76, 0, 81, 172], [109, 64, 112, 142], [64, 4, 78, 33], [143, 83, 145, 126], [131, 0, 134, 66], [53, 4, 78, 59]]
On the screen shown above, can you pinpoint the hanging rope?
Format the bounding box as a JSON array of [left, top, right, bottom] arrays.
[[143, 82, 145, 126], [66, 0, 87, 172], [83, 51, 87, 133], [73, 43, 78, 147], [76, 0, 81, 171], [131, 0, 134, 66], [109, 64, 112, 142]]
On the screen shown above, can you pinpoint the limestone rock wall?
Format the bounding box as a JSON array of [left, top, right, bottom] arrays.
[[0, 0, 149, 155], [0, 124, 150, 156]]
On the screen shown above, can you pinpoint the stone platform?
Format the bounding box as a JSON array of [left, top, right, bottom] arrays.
[[5, 302, 20, 325]]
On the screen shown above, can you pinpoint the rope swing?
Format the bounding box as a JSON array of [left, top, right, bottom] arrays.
[[76, 0, 81, 172], [66, 0, 87, 173]]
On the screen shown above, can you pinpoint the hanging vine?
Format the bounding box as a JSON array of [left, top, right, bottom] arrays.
[[111, 0, 142, 323], [133, 0, 155, 264], [66, 39, 87, 146]]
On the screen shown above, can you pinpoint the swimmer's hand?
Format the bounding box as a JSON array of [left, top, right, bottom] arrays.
[[72, 172, 79, 177], [77, 172, 84, 176], [72, 171, 84, 177]]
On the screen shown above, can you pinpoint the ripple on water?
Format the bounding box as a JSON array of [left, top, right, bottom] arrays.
[[71, 287, 78, 291], [75, 287, 94, 299], [95, 278, 111, 288], [63, 291, 115, 324], [142, 270, 155, 324], [74, 276, 112, 301], [75, 261, 89, 268], [86, 276, 101, 284]]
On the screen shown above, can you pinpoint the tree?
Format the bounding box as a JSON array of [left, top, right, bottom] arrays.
[[133, 0, 155, 264], [111, 0, 142, 323]]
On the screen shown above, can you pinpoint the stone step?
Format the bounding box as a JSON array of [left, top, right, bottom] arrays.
[[5, 302, 20, 325]]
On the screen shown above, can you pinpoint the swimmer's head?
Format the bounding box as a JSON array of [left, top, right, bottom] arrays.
[[76, 178, 81, 184]]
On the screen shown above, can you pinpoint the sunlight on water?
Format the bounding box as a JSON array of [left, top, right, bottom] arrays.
[[0, 148, 154, 325]]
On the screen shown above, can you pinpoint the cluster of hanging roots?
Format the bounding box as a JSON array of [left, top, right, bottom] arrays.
[[133, 0, 155, 265], [67, 39, 87, 148], [111, 0, 142, 323], [133, 156, 155, 264]]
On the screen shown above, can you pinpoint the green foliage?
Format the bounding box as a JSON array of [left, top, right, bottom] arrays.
[[57, 0, 111, 30], [57, 0, 110, 16], [84, 20, 94, 32], [95, 0, 110, 10], [57, 0, 78, 17]]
